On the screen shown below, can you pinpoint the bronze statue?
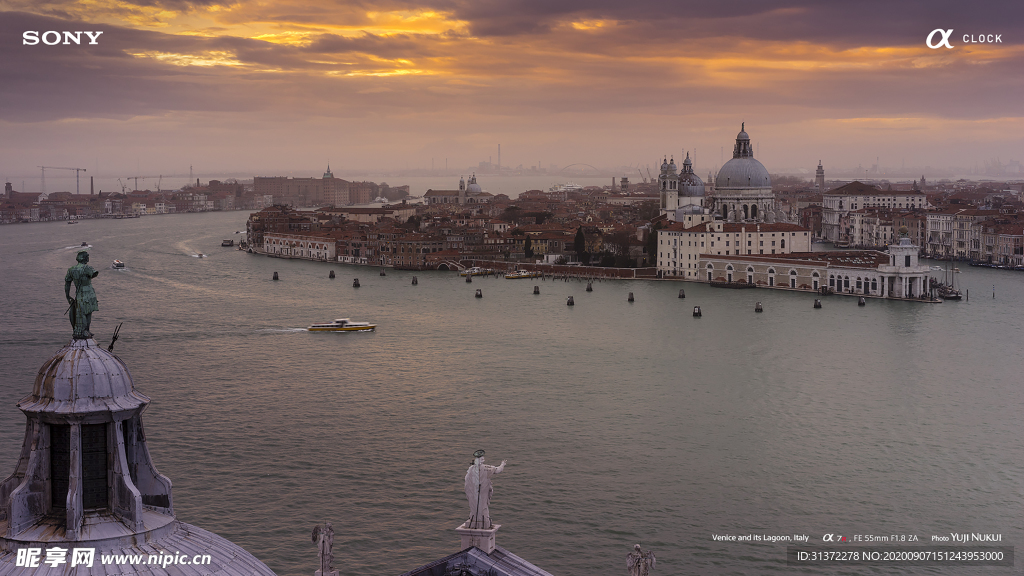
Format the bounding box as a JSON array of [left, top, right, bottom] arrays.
[[65, 250, 99, 339]]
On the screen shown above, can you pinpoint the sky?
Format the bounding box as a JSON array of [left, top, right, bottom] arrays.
[[1, 0, 1022, 188]]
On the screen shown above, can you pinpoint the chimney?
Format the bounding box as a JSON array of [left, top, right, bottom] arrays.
[[90, 176, 94, 195]]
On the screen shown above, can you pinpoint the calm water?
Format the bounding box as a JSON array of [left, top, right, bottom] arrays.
[[1, 213, 1021, 576]]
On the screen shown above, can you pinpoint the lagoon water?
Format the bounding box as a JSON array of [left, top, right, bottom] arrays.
[[1, 212, 1021, 575]]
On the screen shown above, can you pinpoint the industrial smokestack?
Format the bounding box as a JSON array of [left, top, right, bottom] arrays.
[[90, 176, 94, 195]]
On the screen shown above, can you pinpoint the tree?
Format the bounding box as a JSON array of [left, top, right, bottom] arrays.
[[574, 226, 588, 263], [609, 230, 633, 267], [644, 222, 665, 267], [524, 236, 534, 258]]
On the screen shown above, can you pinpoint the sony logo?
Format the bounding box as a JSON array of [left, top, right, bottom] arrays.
[[22, 31, 104, 46]]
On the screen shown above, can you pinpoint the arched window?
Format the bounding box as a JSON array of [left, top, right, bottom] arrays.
[[751, 205, 758, 219], [829, 274, 835, 288], [844, 276, 850, 290], [767, 268, 776, 287], [789, 269, 797, 288], [743, 205, 749, 220]]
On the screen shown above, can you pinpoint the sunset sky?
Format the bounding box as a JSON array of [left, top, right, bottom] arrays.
[[1, 0, 1021, 187]]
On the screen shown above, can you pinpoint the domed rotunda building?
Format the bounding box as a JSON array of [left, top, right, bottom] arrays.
[[0, 337, 278, 576], [709, 124, 783, 223]]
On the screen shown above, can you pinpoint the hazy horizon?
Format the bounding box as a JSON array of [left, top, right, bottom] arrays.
[[2, 1, 1022, 186]]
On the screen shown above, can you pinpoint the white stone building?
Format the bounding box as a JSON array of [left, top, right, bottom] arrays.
[[822, 182, 928, 243], [264, 231, 337, 261], [657, 221, 811, 279]]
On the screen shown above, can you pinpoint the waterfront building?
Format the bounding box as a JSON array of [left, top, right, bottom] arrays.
[[657, 221, 811, 278], [924, 207, 999, 259], [263, 231, 338, 261], [391, 233, 446, 269], [254, 166, 350, 207], [707, 124, 782, 223], [658, 215, 933, 299], [0, 336, 276, 575], [969, 220, 1024, 264], [425, 175, 493, 205], [822, 182, 928, 244]]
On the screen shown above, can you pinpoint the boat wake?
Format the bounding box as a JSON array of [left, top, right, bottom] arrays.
[[257, 328, 309, 333]]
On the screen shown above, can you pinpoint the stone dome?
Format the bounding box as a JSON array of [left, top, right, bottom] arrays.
[[715, 157, 771, 189], [679, 152, 704, 196], [19, 339, 149, 415], [715, 123, 769, 189], [679, 171, 705, 197]]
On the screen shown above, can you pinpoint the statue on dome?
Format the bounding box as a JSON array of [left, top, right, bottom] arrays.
[[627, 544, 656, 576], [65, 250, 99, 339], [464, 449, 507, 529]]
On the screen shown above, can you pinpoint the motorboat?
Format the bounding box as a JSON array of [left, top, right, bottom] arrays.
[[505, 270, 543, 279], [111, 260, 126, 270], [459, 267, 493, 277], [307, 318, 376, 332], [221, 239, 234, 247]]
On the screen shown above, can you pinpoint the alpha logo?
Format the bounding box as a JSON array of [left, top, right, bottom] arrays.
[[22, 31, 104, 46], [927, 29, 1003, 49], [926, 29, 954, 49]]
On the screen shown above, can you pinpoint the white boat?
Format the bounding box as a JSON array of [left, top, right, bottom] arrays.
[[459, 267, 493, 277], [505, 270, 543, 279], [111, 260, 126, 270], [548, 182, 583, 193], [307, 318, 376, 332]]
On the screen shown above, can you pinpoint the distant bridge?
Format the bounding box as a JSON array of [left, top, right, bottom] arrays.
[[558, 163, 602, 174]]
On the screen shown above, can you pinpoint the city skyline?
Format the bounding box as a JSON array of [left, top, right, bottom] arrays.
[[1, 1, 1022, 181]]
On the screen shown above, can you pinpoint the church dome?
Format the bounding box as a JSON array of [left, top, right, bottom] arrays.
[[19, 339, 149, 415], [679, 172, 705, 197], [715, 123, 770, 189], [715, 157, 771, 189], [679, 152, 704, 196]]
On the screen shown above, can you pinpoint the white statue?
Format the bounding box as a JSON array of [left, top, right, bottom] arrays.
[[627, 544, 656, 576], [464, 450, 506, 529]]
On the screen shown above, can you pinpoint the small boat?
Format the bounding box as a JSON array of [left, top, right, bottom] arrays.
[[81, 241, 88, 247], [308, 318, 376, 332], [460, 267, 494, 277], [111, 260, 126, 270], [197, 253, 206, 258], [505, 270, 543, 279], [221, 239, 234, 247], [67, 220, 78, 225]]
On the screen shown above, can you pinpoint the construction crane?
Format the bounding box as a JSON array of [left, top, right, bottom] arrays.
[[124, 175, 162, 192], [116, 178, 128, 193], [38, 166, 87, 194], [636, 168, 647, 184]]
